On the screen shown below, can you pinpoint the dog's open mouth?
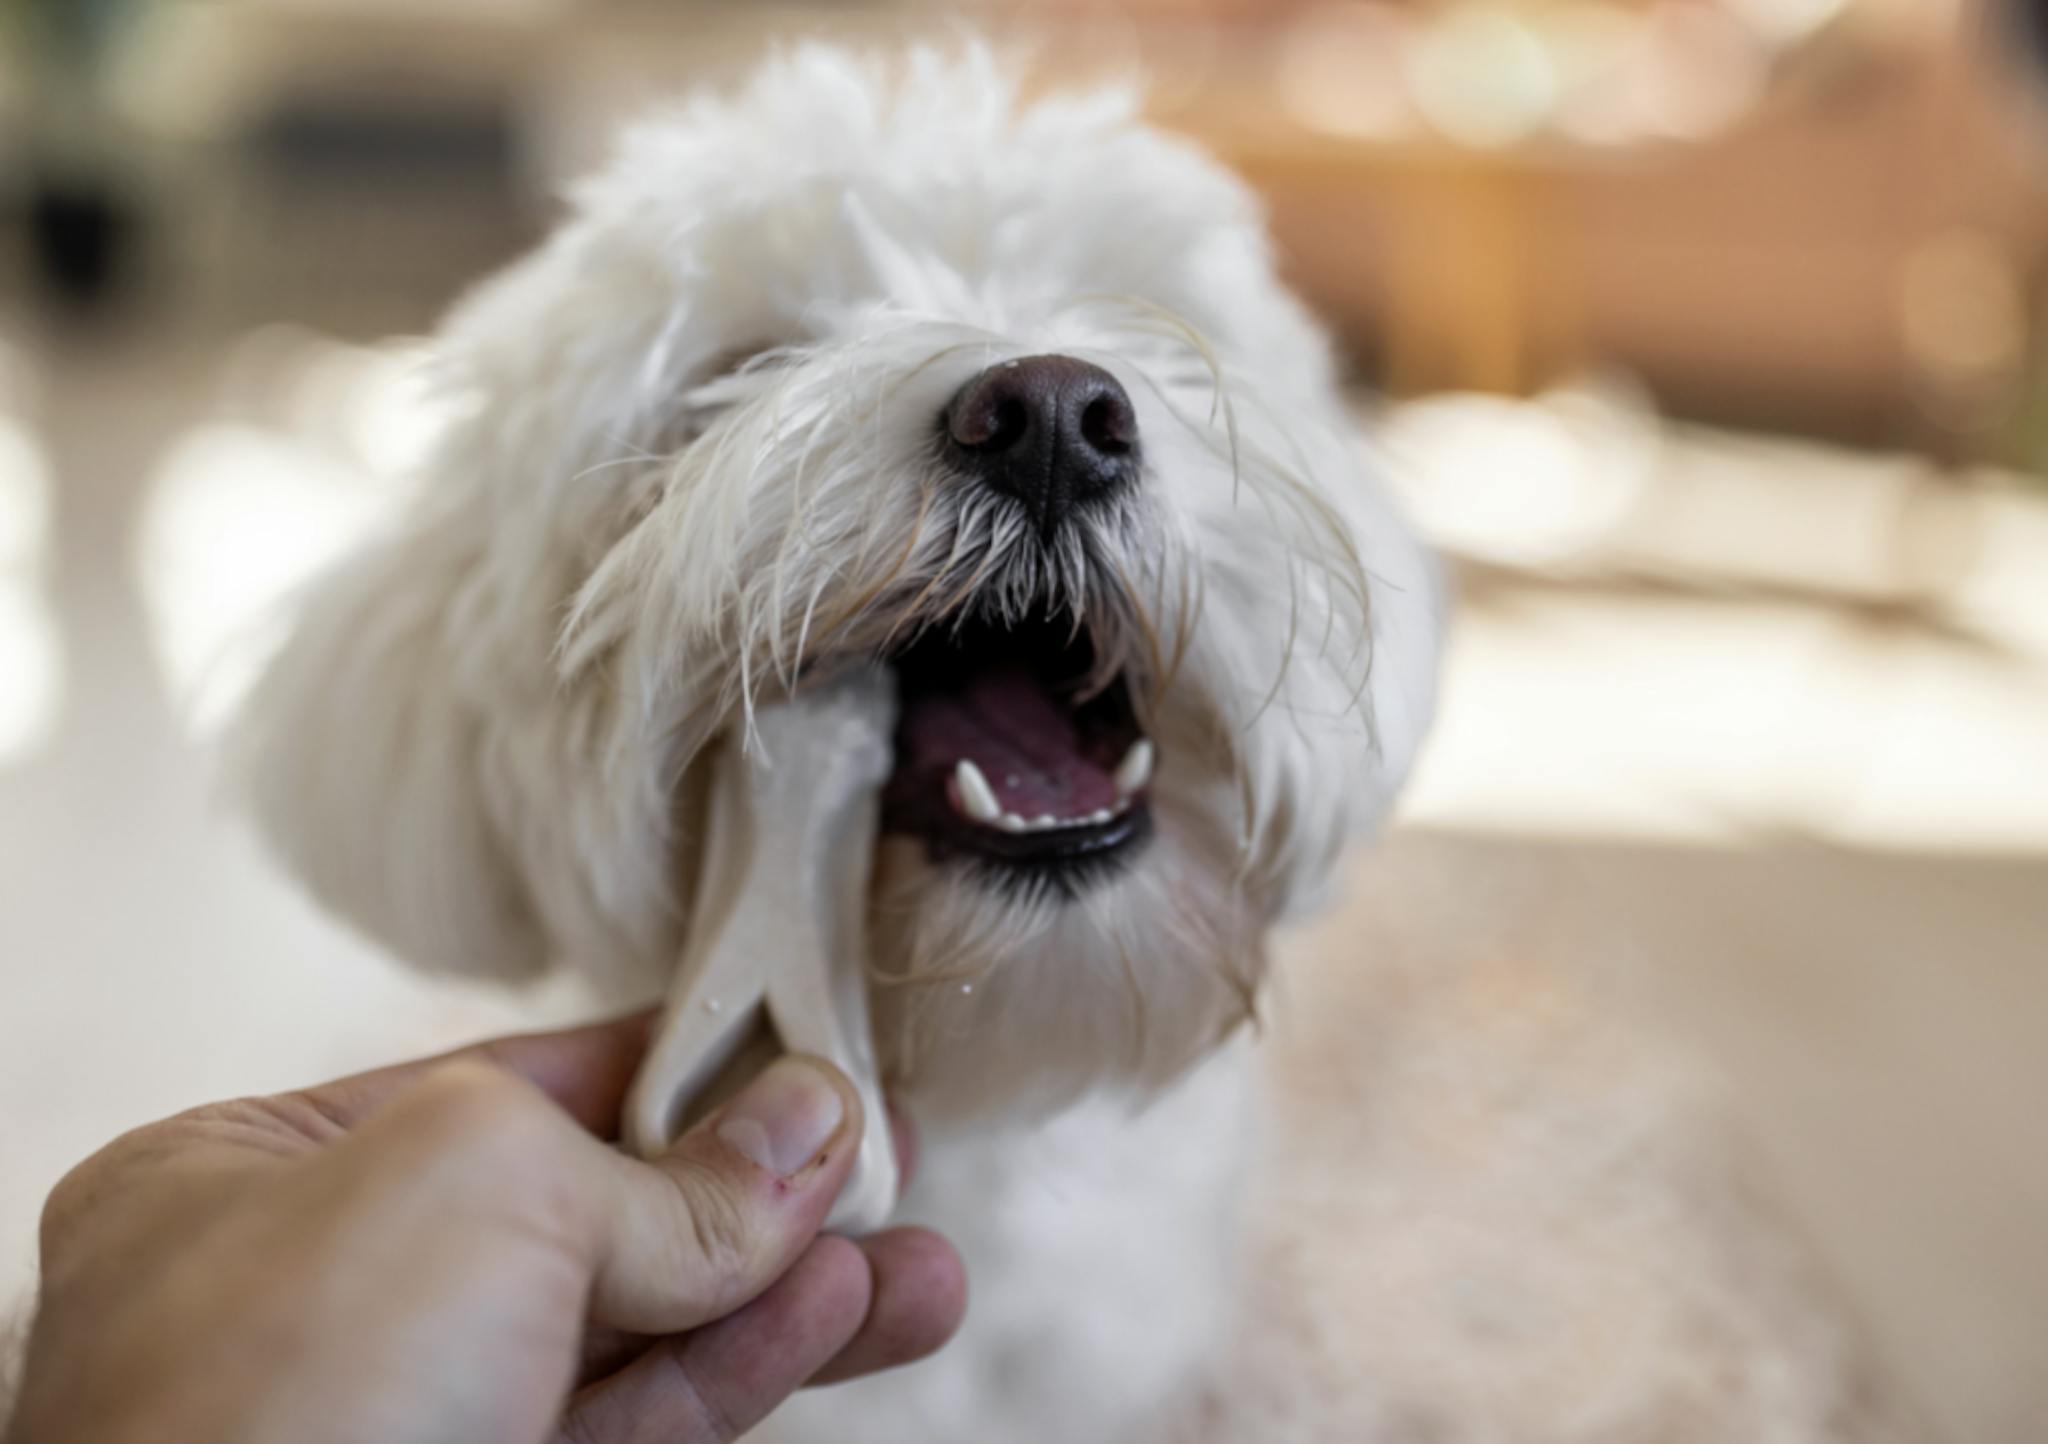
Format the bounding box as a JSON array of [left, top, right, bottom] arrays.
[[879, 613, 1153, 878]]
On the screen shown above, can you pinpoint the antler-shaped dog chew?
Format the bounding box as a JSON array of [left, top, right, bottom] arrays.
[[623, 671, 901, 1233]]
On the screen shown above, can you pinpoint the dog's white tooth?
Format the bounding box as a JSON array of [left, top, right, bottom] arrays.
[[1035, 813, 1057, 829], [1113, 738, 1155, 795], [953, 759, 1001, 824], [1089, 808, 1112, 825], [997, 811, 1029, 834]]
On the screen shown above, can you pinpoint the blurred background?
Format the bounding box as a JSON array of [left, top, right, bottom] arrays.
[[2, 1, 2044, 1438]]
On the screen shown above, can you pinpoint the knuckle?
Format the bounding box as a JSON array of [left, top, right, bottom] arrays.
[[38, 1123, 158, 1237], [36, 1155, 106, 1257], [557, 1403, 615, 1444], [398, 1060, 557, 1156], [656, 1345, 742, 1443], [34, 1124, 181, 1275], [662, 1156, 760, 1288], [211, 1089, 353, 1147]]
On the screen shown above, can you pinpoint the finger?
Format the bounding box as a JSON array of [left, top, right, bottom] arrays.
[[577, 1096, 925, 1388], [809, 1227, 967, 1385], [321, 1051, 861, 1344], [289, 1011, 655, 1137], [466, 1011, 656, 1135], [559, 1236, 873, 1444], [576, 1226, 966, 1394], [585, 1055, 863, 1335], [576, 1324, 648, 1388]]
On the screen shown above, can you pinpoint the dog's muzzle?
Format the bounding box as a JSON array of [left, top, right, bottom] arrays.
[[943, 354, 1139, 541], [869, 355, 1155, 891]]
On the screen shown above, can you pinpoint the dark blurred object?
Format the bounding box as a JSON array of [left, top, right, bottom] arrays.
[[207, 90, 528, 337], [26, 174, 139, 312], [2015, 0, 2048, 76], [5, 0, 151, 315], [248, 99, 516, 186], [4, 0, 138, 69], [1997, 0, 2048, 479]]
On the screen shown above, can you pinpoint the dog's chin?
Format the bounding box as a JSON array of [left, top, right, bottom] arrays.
[[837, 601, 1263, 1123], [863, 805, 1263, 1125], [873, 608, 1158, 900]]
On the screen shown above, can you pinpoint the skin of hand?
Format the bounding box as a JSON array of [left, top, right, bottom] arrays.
[[2, 1014, 967, 1444]]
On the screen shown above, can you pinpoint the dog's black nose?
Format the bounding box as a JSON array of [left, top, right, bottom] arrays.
[[944, 355, 1139, 535]]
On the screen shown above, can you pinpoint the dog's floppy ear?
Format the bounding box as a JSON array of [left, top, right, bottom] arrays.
[[229, 191, 724, 990], [231, 490, 552, 981]]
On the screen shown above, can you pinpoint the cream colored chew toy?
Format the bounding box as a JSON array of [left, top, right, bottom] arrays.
[[623, 671, 900, 1233]]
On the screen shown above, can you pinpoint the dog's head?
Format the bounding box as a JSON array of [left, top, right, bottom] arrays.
[[237, 45, 1441, 1120]]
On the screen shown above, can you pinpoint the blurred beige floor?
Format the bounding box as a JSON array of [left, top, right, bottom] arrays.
[[2, 330, 2045, 1442]]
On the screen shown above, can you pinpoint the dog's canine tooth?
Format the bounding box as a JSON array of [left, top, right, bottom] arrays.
[[1113, 739, 1155, 795], [996, 811, 1029, 834], [953, 759, 1002, 824]]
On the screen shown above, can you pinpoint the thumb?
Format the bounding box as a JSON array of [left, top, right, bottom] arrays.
[[583, 1055, 863, 1335]]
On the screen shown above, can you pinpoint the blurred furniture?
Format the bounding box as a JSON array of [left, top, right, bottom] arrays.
[[1094, 0, 2048, 458], [18, 0, 2048, 456]]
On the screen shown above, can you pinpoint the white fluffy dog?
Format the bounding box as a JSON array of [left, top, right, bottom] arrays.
[[236, 41, 1455, 1442]]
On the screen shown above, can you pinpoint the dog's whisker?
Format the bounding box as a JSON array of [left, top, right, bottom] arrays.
[[569, 450, 667, 488]]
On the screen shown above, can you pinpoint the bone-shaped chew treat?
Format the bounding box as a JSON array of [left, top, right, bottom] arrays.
[[623, 670, 900, 1233]]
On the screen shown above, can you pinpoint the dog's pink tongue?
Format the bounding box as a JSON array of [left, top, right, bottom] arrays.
[[898, 662, 1119, 816]]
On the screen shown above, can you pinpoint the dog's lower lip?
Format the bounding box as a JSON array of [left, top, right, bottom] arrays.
[[915, 800, 1152, 868]]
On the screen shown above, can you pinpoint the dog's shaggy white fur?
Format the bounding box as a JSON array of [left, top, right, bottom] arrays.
[[236, 44, 1436, 1438], [231, 43, 1896, 1444]]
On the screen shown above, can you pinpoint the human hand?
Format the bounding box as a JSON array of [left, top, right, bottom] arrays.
[[4, 1014, 965, 1444]]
